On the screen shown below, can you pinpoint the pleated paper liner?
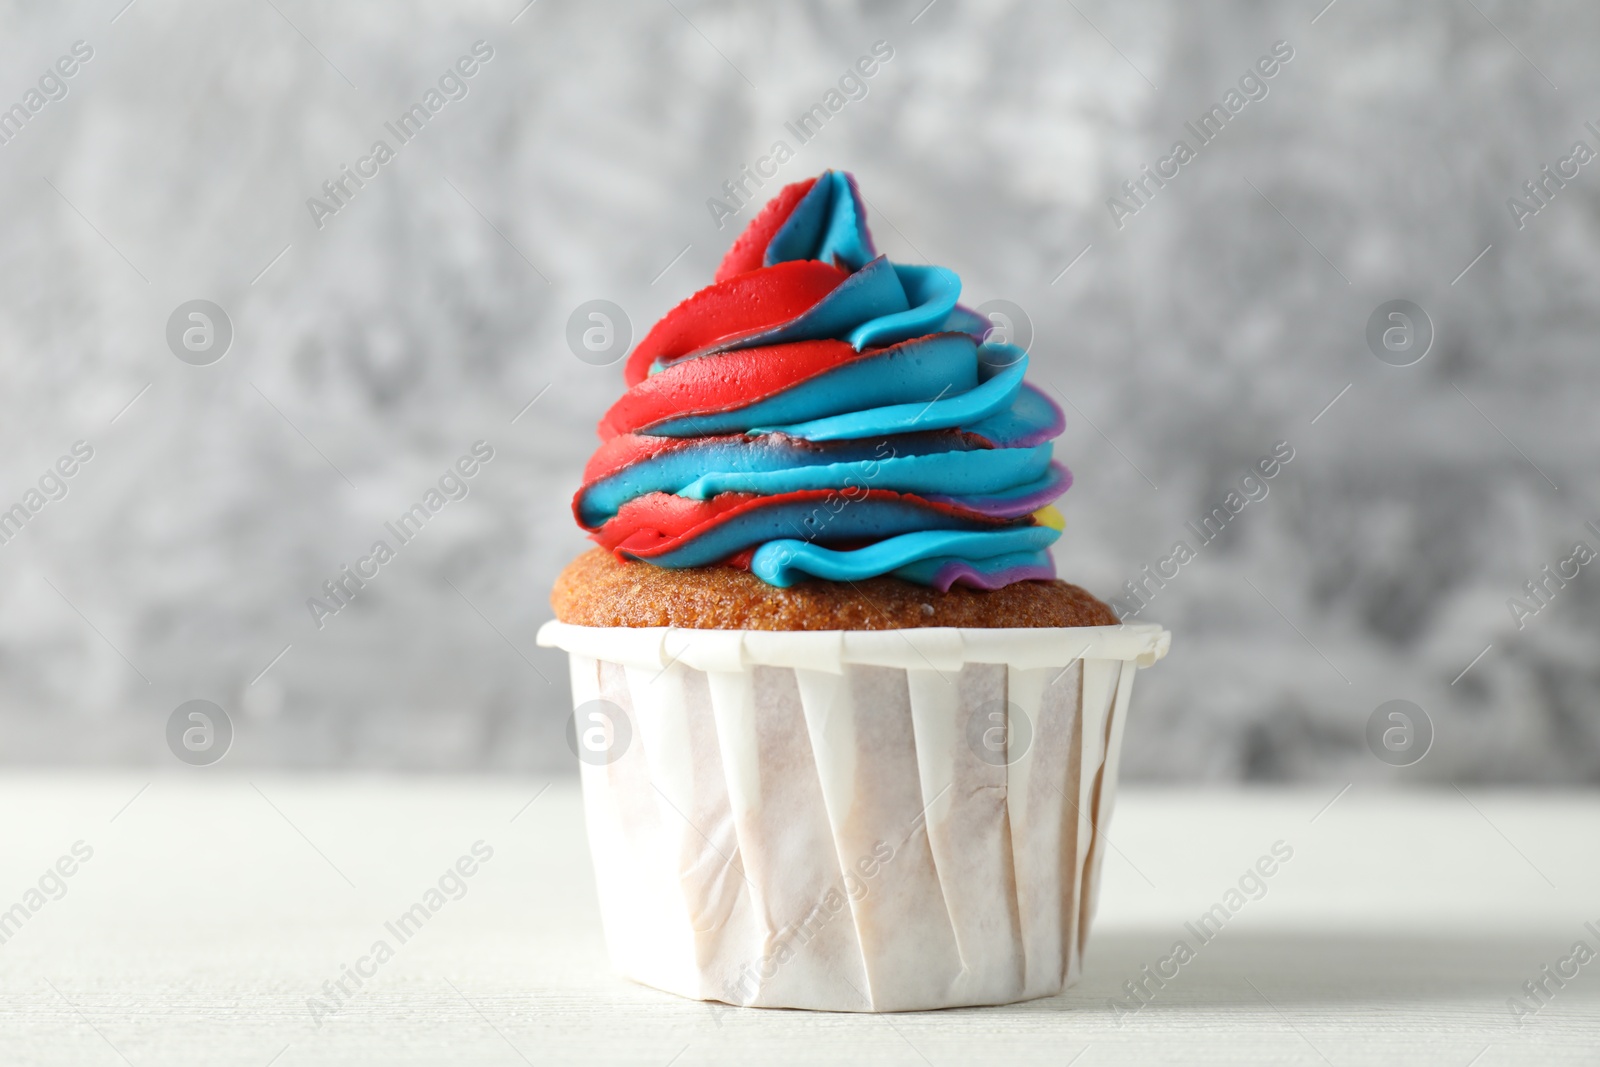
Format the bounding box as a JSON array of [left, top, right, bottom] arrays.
[[537, 622, 1170, 1012]]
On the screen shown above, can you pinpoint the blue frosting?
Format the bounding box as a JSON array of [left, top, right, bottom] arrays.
[[642, 496, 1000, 570], [676, 448, 1054, 504], [766, 170, 877, 271], [753, 352, 1026, 440], [750, 526, 1060, 588]]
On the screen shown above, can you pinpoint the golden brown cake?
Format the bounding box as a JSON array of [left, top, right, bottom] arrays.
[[552, 548, 1117, 631]]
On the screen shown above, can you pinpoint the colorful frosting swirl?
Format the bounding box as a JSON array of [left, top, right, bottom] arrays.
[[574, 170, 1070, 591]]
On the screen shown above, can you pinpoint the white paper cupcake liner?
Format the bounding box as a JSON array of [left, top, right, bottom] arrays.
[[536, 621, 1170, 1012]]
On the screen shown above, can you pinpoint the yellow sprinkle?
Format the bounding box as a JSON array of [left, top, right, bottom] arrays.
[[1032, 505, 1065, 531]]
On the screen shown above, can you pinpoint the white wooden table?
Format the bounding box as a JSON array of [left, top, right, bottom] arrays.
[[1, 775, 1596, 1065]]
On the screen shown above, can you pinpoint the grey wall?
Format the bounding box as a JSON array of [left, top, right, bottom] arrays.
[[1, 0, 1596, 781]]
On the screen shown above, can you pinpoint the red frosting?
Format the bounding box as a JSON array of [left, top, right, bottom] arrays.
[[622, 260, 848, 386], [601, 338, 875, 441], [713, 176, 818, 283]]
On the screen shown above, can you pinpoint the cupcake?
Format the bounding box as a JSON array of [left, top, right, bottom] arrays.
[[538, 171, 1169, 1012]]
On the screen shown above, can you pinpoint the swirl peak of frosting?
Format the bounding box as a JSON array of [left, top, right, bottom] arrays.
[[574, 170, 1070, 591]]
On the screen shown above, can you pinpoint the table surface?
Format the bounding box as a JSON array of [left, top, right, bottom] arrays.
[[0, 775, 1596, 1066]]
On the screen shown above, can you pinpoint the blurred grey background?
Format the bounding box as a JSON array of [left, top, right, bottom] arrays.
[[1, 0, 1595, 781]]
